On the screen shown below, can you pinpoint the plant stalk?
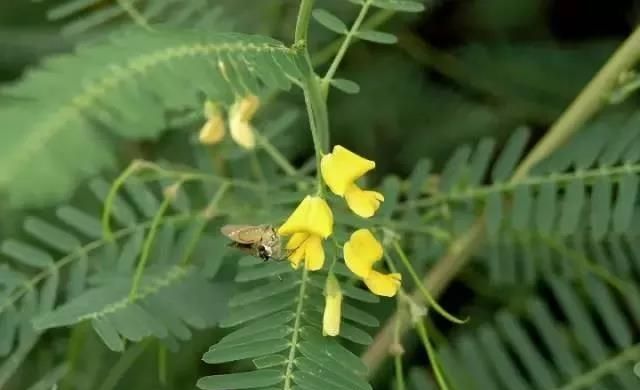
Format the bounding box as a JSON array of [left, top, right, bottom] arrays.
[[362, 24, 640, 374]]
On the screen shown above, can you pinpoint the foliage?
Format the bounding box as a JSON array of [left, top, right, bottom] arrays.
[[1, 0, 640, 390]]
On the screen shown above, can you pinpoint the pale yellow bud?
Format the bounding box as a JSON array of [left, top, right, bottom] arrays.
[[229, 119, 255, 149], [232, 94, 260, 122], [199, 101, 225, 145], [199, 116, 225, 145], [227, 95, 259, 150], [322, 274, 342, 337]]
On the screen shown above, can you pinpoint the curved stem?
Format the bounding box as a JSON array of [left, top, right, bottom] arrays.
[[392, 241, 466, 324], [129, 198, 171, 300], [102, 160, 143, 241], [363, 24, 640, 375], [415, 321, 450, 390]]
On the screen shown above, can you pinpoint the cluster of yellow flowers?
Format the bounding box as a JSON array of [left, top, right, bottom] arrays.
[[199, 95, 259, 150], [278, 145, 402, 337]]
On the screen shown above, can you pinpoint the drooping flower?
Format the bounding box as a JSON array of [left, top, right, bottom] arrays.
[[363, 271, 401, 297], [343, 228, 383, 278], [229, 94, 260, 149], [322, 273, 342, 337], [343, 228, 401, 297], [345, 185, 384, 218], [320, 145, 384, 218], [198, 101, 225, 145], [285, 232, 324, 271], [278, 195, 333, 271]]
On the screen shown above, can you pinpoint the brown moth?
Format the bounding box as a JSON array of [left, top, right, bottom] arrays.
[[220, 224, 282, 261]]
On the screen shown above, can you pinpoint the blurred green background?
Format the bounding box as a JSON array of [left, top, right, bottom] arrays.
[[0, 1, 638, 388], [1, 0, 635, 175]]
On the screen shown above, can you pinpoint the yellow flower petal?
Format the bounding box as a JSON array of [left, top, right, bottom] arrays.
[[303, 235, 325, 271], [288, 244, 305, 269], [231, 95, 260, 122], [343, 229, 383, 278], [323, 275, 342, 337], [321, 145, 376, 196], [198, 116, 226, 145], [364, 271, 401, 297], [278, 196, 333, 238], [285, 233, 325, 271], [344, 184, 384, 218], [286, 232, 309, 251], [229, 119, 255, 150]]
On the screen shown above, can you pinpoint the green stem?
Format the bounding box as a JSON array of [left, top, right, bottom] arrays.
[[283, 267, 309, 390], [294, 0, 315, 43], [157, 343, 167, 386], [512, 25, 640, 180], [392, 241, 467, 324], [556, 343, 640, 390], [394, 353, 406, 390], [363, 22, 640, 377], [97, 341, 149, 390], [404, 162, 640, 210], [128, 197, 171, 300], [303, 88, 325, 195], [61, 322, 88, 390], [313, 8, 395, 66], [415, 320, 450, 390], [296, 0, 329, 192], [102, 160, 143, 240], [392, 306, 406, 390], [321, 0, 372, 96], [116, 0, 153, 31], [255, 131, 298, 176]]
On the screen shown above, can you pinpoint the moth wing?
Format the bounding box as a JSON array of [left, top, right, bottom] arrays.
[[221, 224, 266, 244], [229, 242, 257, 255]]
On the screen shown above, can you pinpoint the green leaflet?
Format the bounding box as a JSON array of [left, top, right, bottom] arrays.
[[32, 265, 225, 351], [0, 175, 232, 359], [201, 260, 373, 390], [403, 125, 640, 286], [197, 369, 284, 390], [0, 30, 302, 207], [431, 278, 640, 389]]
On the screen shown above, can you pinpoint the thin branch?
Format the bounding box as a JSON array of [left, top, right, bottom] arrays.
[[116, 0, 153, 31], [362, 24, 640, 374]]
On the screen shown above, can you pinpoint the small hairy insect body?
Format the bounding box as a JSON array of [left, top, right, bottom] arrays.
[[220, 224, 282, 261]]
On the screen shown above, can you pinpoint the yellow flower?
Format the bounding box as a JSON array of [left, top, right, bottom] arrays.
[[279, 196, 333, 271], [343, 228, 402, 297], [345, 184, 385, 218], [285, 232, 324, 271], [320, 145, 384, 218], [322, 274, 342, 337], [321, 146, 375, 196], [198, 101, 225, 145], [343, 228, 383, 278], [363, 271, 401, 297], [278, 196, 333, 238], [229, 95, 259, 149]]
